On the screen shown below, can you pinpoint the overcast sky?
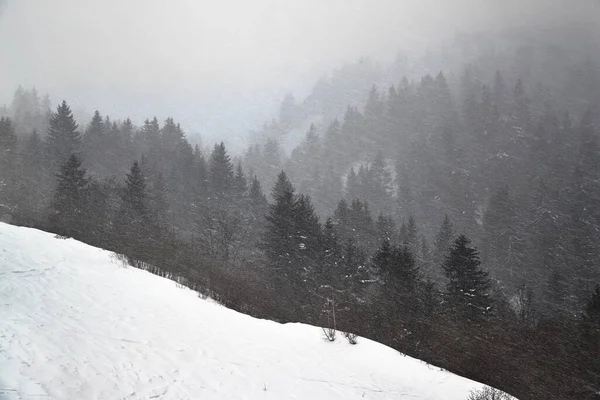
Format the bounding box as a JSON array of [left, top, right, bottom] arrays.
[[0, 0, 598, 147]]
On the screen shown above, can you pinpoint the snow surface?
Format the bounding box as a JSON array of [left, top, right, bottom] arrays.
[[0, 223, 485, 399]]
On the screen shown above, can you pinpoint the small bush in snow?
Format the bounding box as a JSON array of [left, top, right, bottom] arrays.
[[322, 326, 337, 342], [110, 252, 129, 268], [343, 331, 358, 345], [467, 386, 514, 400]]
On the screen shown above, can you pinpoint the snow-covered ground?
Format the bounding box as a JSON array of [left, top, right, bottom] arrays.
[[0, 223, 485, 399]]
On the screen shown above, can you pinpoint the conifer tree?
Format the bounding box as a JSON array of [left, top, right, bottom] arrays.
[[117, 161, 151, 252], [271, 170, 294, 201], [14, 130, 47, 220], [0, 117, 16, 154], [121, 161, 149, 222], [346, 167, 360, 201], [317, 217, 342, 289], [443, 235, 492, 321], [374, 239, 419, 293], [46, 101, 81, 169], [263, 171, 296, 268], [0, 117, 18, 209], [293, 193, 322, 269], [373, 239, 395, 284], [83, 110, 108, 176], [248, 174, 268, 211], [50, 154, 89, 237], [483, 185, 523, 282], [194, 147, 209, 202], [150, 172, 169, 224], [401, 215, 420, 256], [376, 213, 396, 243], [234, 162, 248, 200], [368, 151, 394, 214], [209, 142, 234, 201], [434, 215, 455, 268]]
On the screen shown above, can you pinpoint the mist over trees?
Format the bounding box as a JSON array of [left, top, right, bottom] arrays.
[[1, 27, 600, 400]]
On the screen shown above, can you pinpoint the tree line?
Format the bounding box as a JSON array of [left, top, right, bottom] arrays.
[[1, 68, 600, 398]]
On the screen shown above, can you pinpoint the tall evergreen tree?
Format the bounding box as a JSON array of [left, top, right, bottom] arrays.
[[434, 215, 455, 269], [209, 142, 234, 201], [0, 116, 16, 154], [443, 235, 492, 321], [82, 110, 108, 176], [249, 174, 268, 211], [46, 101, 81, 169], [234, 162, 248, 200], [117, 161, 151, 254], [49, 154, 88, 237]]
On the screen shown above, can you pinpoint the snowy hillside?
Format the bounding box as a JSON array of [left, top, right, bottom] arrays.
[[0, 223, 485, 399]]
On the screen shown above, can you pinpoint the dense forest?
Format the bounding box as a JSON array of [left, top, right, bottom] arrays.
[[1, 35, 600, 399]]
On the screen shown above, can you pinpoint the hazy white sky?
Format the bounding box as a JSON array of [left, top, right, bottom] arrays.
[[0, 0, 598, 145]]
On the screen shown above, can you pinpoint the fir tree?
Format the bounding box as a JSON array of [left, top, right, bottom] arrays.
[[249, 174, 268, 211], [121, 161, 149, 223], [434, 215, 455, 269], [373, 239, 395, 285], [0, 117, 16, 154], [50, 154, 89, 237], [271, 170, 294, 201], [293, 193, 322, 270], [443, 235, 492, 321], [209, 142, 234, 201], [234, 162, 248, 199], [194, 147, 209, 202], [46, 101, 81, 168], [117, 161, 151, 253], [82, 110, 108, 176], [374, 239, 419, 292], [150, 172, 169, 223], [263, 171, 297, 269]]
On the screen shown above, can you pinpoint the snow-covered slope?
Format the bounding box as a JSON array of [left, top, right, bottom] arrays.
[[0, 223, 484, 399]]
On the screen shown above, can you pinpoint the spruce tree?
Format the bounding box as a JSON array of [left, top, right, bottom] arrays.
[[393, 245, 419, 293], [118, 161, 151, 253], [46, 101, 81, 169], [373, 239, 395, 285], [374, 240, 419, 293], [233, 162, 248, 200], [150, 172, 169, 224], [443, 235, 492, 321], [369, 151, 394, 214], [0, 117, 17, 209], [0, 116, 16, 154], [263, 171, 296, 269], [83, 110, 108, 176], [194, 147, 209, 202], [434, 215, 455, 268], [15, 130, 47, 220], [292, 193, 322, 274], [121, 161, 149, 223], [249, 174, 268, 211], [271, 170, 294, 200], [209, 142, 234, 201], [50, 154, 89, 237]]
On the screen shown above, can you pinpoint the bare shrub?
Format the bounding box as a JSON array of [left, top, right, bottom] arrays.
[[321, 293, 337, 342], [322, 326, 337, 342], [110, 252, 129, 268], [343, 331, 358, 345]]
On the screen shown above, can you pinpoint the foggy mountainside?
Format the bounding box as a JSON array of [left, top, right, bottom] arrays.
[[2, 0, 600, 399]]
